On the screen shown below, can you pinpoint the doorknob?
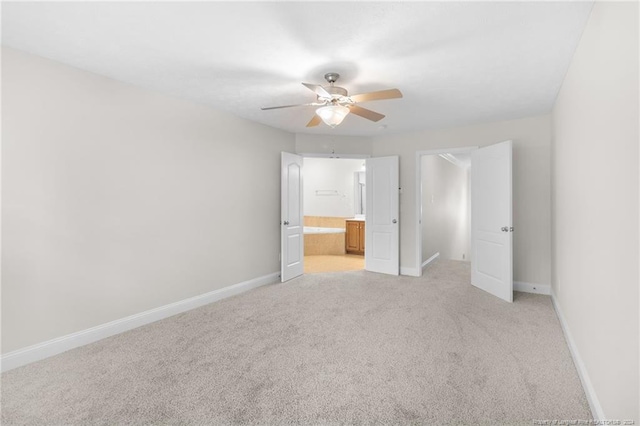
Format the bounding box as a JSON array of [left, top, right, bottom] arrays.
[[283, 221, 289, 225], [392, 219, 397, 224], [501, 226, 509, 232]]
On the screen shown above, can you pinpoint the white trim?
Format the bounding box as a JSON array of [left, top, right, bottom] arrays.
[[421, 252, 440, 269], [400, 266, 421, 277], [513, 281, 551, 295], [1, 272, 280, 372], [415, 146, 478, 277], [551, 288, 604, 420]]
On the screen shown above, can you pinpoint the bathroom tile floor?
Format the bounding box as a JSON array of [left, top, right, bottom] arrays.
[[304, 254, 364, 274]]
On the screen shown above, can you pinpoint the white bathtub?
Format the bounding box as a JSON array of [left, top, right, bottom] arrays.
[[303, 226, 346, 235]]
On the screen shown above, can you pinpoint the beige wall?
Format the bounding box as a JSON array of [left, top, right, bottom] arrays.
[[551, 2, 639, 421], [421, 155, 470, 263], [1, 48, 295, 353], [295, 133, 372, 157], [303, 158, 364, 218], [372, 115, 552, 283]]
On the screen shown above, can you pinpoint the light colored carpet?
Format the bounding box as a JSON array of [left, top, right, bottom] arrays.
[[304, 254, 364, 274], [1, 260, 590, 424]]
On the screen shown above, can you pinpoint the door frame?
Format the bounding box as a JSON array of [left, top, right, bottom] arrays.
[[414, 146, 478, 277]]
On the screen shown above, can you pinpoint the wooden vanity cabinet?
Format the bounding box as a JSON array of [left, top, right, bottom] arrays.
[[345, 220, 365, 255]]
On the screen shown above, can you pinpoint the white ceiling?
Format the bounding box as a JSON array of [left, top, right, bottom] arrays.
[[2, 2, 593, 136]]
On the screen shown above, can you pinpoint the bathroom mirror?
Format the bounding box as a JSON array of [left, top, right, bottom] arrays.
[[354, 171, 366, 217]]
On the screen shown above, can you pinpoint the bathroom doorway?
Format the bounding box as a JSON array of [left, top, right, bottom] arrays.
[[302, 156, 366, 274]]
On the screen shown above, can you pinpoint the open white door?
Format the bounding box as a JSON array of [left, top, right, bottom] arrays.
[[471, 140, 513, 302], [281, 152, 304, 282], [365, 156, 399, 275]]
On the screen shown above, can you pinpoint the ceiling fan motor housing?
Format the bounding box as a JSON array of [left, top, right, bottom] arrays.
[[317, 86, 350, 105], [326, 86, 348, 97], [321, 72, 349, 102]]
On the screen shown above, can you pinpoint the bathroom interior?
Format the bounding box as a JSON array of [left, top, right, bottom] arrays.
[[303, 157, 366, 274]]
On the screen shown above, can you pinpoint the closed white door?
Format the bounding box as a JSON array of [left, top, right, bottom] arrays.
[[281, 152, 304, 282], [365, 156, 399, 275], [471, 141, 513, 302]]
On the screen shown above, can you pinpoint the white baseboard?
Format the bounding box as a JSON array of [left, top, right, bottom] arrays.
[[551, 288, 604, 420], [401, 252, 441, 277], [514, 281, 551, 295], [1, 272, 280, 373], [422, 252, 440, 269], [400, 266, 421, 277]]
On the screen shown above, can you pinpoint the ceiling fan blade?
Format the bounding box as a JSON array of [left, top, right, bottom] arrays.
[[348, 105, 385, 122], [261, 103, 318, 111], [306, 114, 322, 127], [302, 82, 332, 99], [350, 88, 403, 103]]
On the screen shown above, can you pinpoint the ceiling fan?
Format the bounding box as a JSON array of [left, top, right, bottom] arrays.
[[261, 73, 403, 128]]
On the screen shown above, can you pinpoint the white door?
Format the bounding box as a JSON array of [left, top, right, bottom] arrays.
[[365, 156, 399, 275], [471, 140, 513, 302], [281, 152, 304, 282]]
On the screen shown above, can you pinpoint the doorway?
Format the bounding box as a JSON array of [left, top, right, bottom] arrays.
[[415, 142, 514, 303], [302, 156, 366, 274], [420, 151, 472, 270], [416, 147, 476, 275]]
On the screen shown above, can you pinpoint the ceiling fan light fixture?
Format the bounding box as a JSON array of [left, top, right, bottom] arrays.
[[315, 105, 350, 128]]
